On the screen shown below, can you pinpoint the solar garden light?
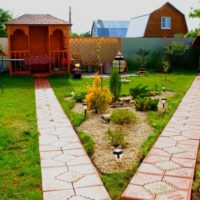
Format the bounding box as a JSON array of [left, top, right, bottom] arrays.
[[161, 97, 167, 109], [113, 148, 123, 162], [82, 103, 88, 118], [71, 90, 75, 97], [162, 85, 166, 92]]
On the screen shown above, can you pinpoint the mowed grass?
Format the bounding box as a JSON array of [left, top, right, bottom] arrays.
[[0, 75, 42, 200], [49, 71, 195, 199]]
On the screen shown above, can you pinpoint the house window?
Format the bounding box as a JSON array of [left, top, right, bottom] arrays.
[[161, 17, 171, 29]]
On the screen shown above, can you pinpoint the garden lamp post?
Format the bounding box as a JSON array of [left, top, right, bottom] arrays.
[[161, 97, 166, 109], [82, 103, 87, 118], [113, 148, 123, 162], [113, 51, 126, 73]]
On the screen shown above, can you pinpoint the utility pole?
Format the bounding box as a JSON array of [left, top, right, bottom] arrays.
[[69, 6, 72, 23]]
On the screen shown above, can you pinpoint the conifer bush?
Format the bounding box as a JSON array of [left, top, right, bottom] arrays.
[[109, 69, 121, 101]]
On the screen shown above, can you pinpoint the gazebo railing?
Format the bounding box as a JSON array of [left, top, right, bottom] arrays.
[[11, 50, 29, 73], [50, 50, 68, 72]]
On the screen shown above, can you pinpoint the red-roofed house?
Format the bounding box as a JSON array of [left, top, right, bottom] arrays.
[[6, 14, 72, 75]]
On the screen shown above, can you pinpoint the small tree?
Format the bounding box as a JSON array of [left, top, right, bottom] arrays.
[[136, 48, 150, 70], [162, 55, 171, 81], [85, 74, 112, 113], [109, 69, 121, 101]]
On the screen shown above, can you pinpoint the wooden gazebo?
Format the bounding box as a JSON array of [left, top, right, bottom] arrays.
[[6, 14, 72, 75]]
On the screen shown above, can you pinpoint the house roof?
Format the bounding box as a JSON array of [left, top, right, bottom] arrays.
[[92, 20, 129, 37], [6, 14, 70, 25], [126, 14, 150, 37], [126, 2, 186, 37]]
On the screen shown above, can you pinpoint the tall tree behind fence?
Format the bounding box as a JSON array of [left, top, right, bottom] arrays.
[[69, 37, 121, 66]]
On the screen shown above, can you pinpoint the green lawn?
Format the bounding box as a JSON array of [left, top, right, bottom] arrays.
[[0, 75, 42, 200], [0, 71, 196, 200], [49, 71, 196, 199]]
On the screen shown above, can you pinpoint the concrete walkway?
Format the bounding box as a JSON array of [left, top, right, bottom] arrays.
[[35, 78, 110, 200], [122, 76, 200, 200]]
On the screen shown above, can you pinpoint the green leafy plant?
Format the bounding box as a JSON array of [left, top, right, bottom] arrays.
[[165, 42, 189, 68], [110, 109, 136, 125], [135, 97, 159, 111], [78, 131, 95, 156], [129, 84, 149, 99], [109, 69, 121, 101], [73, 91, 86, 102], [105, 127, 127, 148], [147, 50, 162, 69]]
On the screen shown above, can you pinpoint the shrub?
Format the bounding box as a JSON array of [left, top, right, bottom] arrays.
[[126, 58, 141, 72], [105, 127, 127, 148], [78, 131, 95, 156], [129, 84, 149, 99], [147, 50, 163, 69], [110, 109, 136, 125], [165, 42, 189, 68], [73, 91, 86, 102], [135, 97, 159, 111], [85, 74, 112, 113], [109, 69, 121, 101]]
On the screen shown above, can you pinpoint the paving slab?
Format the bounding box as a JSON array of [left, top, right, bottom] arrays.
[[35, 78, 110, 200], [122, 76, 200, 200]]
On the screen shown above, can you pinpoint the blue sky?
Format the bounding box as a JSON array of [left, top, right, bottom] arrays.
[[1, 0, 199, 33]]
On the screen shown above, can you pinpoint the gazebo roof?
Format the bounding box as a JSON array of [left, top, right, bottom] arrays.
[[6, 14, 70, 25]]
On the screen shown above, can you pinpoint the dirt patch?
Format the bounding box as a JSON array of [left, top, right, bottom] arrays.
[[77, 106, 152, 173]]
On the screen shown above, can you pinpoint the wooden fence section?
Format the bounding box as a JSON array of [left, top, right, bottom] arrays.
[[0, 37, 9, 71], [69, 37, 121, 66]]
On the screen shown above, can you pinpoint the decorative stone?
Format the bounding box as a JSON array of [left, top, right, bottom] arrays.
[[144, 181, 175, 194], [155, 161, 180, 171], [101, 114, 111, 123], [163, 146, 185, 154]]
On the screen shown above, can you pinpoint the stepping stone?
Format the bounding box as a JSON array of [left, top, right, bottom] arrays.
[[163, 147, 185, 154], [155, 161, 180, 171], [55, 171, 84, 183], [144, 181, 175, 194]]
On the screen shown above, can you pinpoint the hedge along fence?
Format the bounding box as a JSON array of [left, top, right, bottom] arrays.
[[121, 38, 193, 60], [69, 37, 121, 67], [121, 38, 195, 71]]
